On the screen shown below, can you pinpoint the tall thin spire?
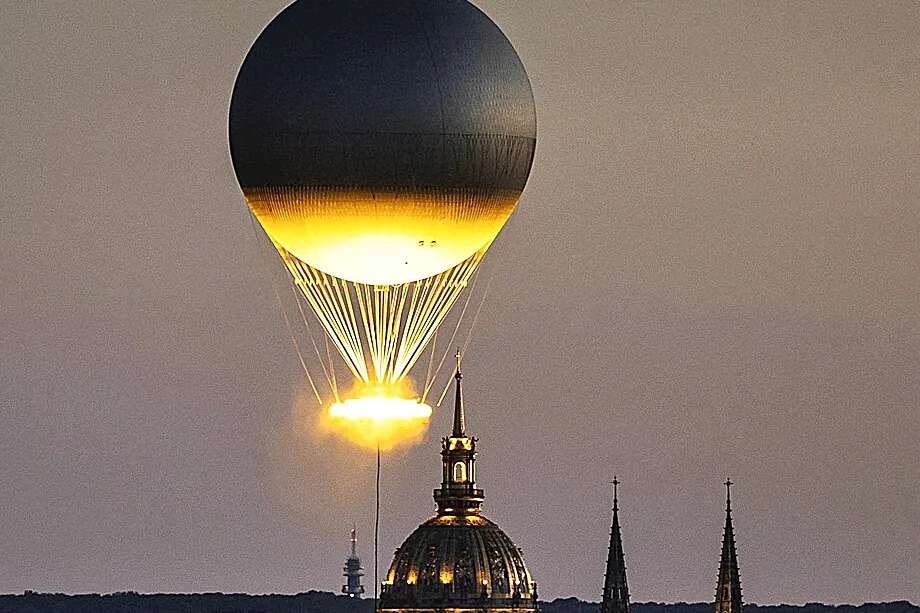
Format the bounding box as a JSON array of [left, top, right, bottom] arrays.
[[434, 350, 482, 515], [601, 477, 630, 613], [714, 478, 743, 613], [452, 349, 465, 437]]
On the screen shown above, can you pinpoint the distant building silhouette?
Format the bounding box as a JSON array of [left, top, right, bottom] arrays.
[[714, 479, 743, 613], [601, 477, 630, 613], [342, 525, 365, 598]]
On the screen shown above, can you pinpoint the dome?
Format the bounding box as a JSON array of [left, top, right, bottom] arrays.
[[380, 514, 536, 611], [378, 362, 537, 612], [229, 0, 536, 285]]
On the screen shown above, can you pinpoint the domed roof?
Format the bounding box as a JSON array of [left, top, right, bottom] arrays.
[[379, 360, 537, 612], [380, 514, 536, 611]]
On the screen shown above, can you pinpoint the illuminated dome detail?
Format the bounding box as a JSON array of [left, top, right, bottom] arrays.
[[379, 355, 537, 612]]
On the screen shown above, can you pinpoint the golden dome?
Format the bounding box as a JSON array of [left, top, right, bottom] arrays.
[[379, 514, 536, 611]]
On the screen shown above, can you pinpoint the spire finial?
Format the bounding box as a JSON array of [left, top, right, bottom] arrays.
[[611, 477, 619, 511], [452, 348, 465, 436], [725, 478, 733, 511], [455, 348, 463, 380]]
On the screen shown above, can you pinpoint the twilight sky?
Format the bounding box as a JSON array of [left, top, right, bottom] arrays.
[[1, 0, 918, 604]]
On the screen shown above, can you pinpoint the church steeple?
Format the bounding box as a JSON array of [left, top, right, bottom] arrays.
[[433, 350, 483, 515], [601, 477, 630, 613], [714, 479, 743, 613], [452, 349, 465, 437]]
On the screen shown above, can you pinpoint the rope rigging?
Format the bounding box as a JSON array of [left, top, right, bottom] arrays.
[[277, 242, 486, 387]]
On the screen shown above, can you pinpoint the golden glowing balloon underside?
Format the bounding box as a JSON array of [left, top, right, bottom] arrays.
[[245, 186, 518, 285], [323, 385, 432, 451]]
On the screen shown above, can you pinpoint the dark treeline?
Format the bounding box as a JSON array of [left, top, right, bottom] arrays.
[[545, 601, 919, 613], [0, 592, 916, 613]]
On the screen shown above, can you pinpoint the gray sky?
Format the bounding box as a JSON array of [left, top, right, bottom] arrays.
[[1, 0, 918, 604]]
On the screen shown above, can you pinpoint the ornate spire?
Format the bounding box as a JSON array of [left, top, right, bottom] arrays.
[[433, 352, 483, 515], [601, 477, 630, 613], [452, 349, 465, 437], [714, 479, 743, 613]]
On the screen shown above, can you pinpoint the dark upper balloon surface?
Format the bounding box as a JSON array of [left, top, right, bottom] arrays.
[[229, 0, 536, 190]]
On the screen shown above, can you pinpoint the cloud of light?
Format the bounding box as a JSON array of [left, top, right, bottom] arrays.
[[319, 380, 432, 451]]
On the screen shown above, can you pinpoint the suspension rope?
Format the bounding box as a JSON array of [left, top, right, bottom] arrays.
[[374, 443, 381, 612], [294, 277, 363, 380], [284, 256, 368, 381], [290, 285, 337, 400], [394, 252, 483, 379], [423, 328, 438, 402], [272, 282, 323, 405], [309, 266, 365, 374], [281, 248, 485, 387], [461, 270, 494, 356], [246, 212, 323, 404], [395, 259, 479, 379], [422, 270, 480, 403], [324, 333, 339, 403], [434, 269, 494, 408]]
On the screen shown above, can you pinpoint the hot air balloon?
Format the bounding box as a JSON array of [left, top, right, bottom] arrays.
[[229, 0, 536, 393]]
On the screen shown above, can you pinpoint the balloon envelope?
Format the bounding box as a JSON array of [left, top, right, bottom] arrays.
[[229, 0, 536, 285]]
